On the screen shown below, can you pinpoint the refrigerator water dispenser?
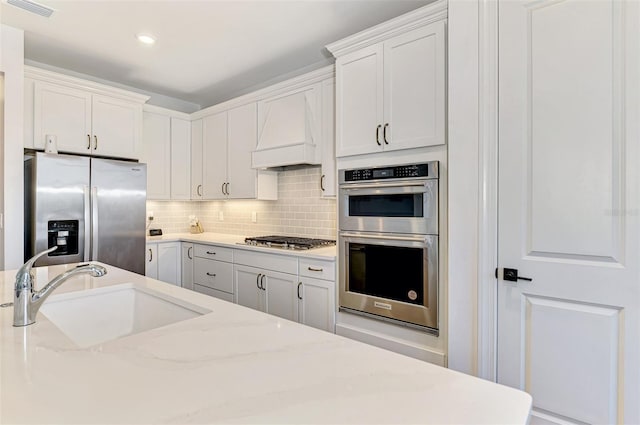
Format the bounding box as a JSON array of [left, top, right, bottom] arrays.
[[47, 220, 79, 256]]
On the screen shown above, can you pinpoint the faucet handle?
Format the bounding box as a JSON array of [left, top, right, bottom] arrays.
[[16, 246, 58, 289]]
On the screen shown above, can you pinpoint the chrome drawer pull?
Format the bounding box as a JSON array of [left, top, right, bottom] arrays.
[[307, 266, 323, 272]]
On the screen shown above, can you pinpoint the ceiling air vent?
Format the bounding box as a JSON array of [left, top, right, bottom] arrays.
[[6, 0, 54, 17]]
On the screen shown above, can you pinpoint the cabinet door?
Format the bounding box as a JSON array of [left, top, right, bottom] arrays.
[[335, 44, 383, 157], [383, 21, 446, 150], [202, 112, 228, 199], [234, 264, 262, 312], [142, 112, 171, 200], [33, 81, 92, 153], [227, 103, 258, 199], [321, 77, 336, 197], [157, 242, 181, 286], [91, 94, 142, 159], [171, 117, 191, 200], [264, 270, 298, 322], [181, 243, 194, 290], [299, 277, 335, 333], [190, 119, 204, 199], [145, 243, 158, 279]]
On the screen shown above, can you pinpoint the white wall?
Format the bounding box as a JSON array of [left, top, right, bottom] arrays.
[[0, 25, 24, 270]]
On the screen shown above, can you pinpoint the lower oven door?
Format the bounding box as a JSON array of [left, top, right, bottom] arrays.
[[339, 231, 438, 331]]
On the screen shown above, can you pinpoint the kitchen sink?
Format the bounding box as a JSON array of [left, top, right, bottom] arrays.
[[40, 283, 210, 348]]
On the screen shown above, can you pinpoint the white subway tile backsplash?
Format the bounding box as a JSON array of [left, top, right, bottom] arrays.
[[147, 166, 336, 238]]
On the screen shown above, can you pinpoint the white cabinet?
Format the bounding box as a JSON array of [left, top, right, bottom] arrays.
[[193, 244, 234, 301], [333, 21, 446, 157], [320, 77, 336, 197], [181, 243, 194, 290], [234, 264, 299, 322], [298, 258, 336, 332], [142, 108, 191, 200], [145, 242, 181, 286], [193, 104, 277, 200], [32, 78, 145, 159]]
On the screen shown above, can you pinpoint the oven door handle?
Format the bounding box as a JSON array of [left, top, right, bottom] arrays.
[[340, 181, 427, 191], [340, 232, 428, 244]]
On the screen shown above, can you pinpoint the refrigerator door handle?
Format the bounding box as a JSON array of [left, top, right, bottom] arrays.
[[84, 185, 91, 261], [91, 186, 99, 260]]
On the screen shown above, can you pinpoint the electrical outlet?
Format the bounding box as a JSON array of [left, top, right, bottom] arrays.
[[148, 211, 154, 221], [251, 211, 257, 223], [218, 211, 224, 221]]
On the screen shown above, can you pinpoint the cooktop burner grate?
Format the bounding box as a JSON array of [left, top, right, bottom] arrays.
[[244, 235, 336, 250]]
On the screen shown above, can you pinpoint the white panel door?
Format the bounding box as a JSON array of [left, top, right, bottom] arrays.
[[33, 81, 92, 153], [181, 243, 194, 290], [91, 94, 142, 159], [321, 77, 336, 198], [227, 103, 257, 199], [299, 277, 335, 332], [142, 112, 171, 200], [157, 242, 181, 286], [383, 21, 445, 150], [335, 44, 383, 157], [497, 1, 639, 424], [234, 265, 262, 312], [202, 112, 228, 200], [170, 117, 191, 200], [264, 270, 298, 322], [145, 244, 158, 279], [190, 119, 204, 199]]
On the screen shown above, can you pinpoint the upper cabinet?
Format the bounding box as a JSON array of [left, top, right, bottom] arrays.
[[327, 2, 447, 157], [192, 103, 277, 201], [25, 66, 149, 160]]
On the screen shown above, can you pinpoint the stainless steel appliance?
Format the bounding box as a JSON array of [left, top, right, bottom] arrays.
[[244, 236, 336, 250], [338, 162, 439, 331], [24, 152, 147, 274]]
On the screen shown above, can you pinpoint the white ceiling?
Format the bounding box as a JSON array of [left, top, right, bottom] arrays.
[[1, 0, 430, 109]]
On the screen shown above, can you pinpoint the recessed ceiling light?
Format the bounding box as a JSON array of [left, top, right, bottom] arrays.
[[136, 33, 156, 45]]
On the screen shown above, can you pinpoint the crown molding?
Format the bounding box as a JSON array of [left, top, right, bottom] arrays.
[[326, 0, 448, 58]]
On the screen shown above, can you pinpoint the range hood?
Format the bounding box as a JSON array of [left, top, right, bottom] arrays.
[[252, 83, 321, 168]]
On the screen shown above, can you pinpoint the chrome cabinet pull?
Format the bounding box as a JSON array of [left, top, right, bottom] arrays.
[[206, 251, 216, 255], [260, 274, 266, 291], [93, 135, 98, 150], [206, 272, 216, 277], [221, 182, 225, 195], [307, 266, 323, 272], [148, 248, 153, 262], [256, 273, 262, 290], [375, 125, 382, 146], [297, 282, 302, 300], [87, 134, 91, 150], [320, 175, 325, 192], [187, 246, 193, 259], [197, 184, 202, 197], [383, 123, 389, 145], [225, 182, 230, 195]]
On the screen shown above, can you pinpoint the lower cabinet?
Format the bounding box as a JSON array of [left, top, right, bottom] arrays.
[[181, 243, 194, 290], [145, 242, 181, 286], [193, 244, 234, 301], [298, 277, 335, 333], [234, 264, 299, 322]]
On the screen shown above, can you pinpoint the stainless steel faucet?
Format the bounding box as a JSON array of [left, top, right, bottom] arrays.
[[13, 247, 107, 327]]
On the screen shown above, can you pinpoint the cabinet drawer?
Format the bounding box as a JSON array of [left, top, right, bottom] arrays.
[[194, 244, 233, 262], [194, 257, 233, 293], [234, 249, 297, 275], [193, 284, 234, 303], [299, 258, 336, 281]]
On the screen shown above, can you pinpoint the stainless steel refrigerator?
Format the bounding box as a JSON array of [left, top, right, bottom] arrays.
[[24, 152, 147, 274]]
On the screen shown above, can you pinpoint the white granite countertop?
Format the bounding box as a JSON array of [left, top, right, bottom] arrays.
[[0, 263, 531, 424], [147, 232, 337, 260]]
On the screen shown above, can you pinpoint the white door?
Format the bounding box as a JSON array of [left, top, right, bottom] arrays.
[[202, 111, 228, 199], [142, 112, 171, 200], [299, 277, 335, 332], [190, 119, 204, 199], [335, 44, 383, 157], [227, 103, 257, 199], [181, 243, 194, 291], [157, 242, 181, 286], [170, 117, 191, 200], [145, 244, 158, 279], [234, 265, 262, 311], [264, 270, 298, 322], [91, 94, 141, 159], [383, 21, 445, 151], [497, 1, 639, 424]]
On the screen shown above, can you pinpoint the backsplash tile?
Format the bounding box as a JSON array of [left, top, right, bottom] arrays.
[[147, 166, 337, 239]]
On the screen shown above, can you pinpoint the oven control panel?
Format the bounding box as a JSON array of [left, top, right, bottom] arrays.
[[342, 162, 435, 182]]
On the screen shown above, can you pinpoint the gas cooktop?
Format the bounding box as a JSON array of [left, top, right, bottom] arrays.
[[244, 235, 336, 250]]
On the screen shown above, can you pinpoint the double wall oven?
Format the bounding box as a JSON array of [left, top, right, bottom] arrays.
[[339, 162, 439, 332]]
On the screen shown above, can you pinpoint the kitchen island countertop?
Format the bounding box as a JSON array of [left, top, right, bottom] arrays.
[[147, 232, 337, 260], [0, 263, 530, 424]]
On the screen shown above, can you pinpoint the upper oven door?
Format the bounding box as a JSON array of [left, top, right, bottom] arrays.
[[339, 179, 438, 234]]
